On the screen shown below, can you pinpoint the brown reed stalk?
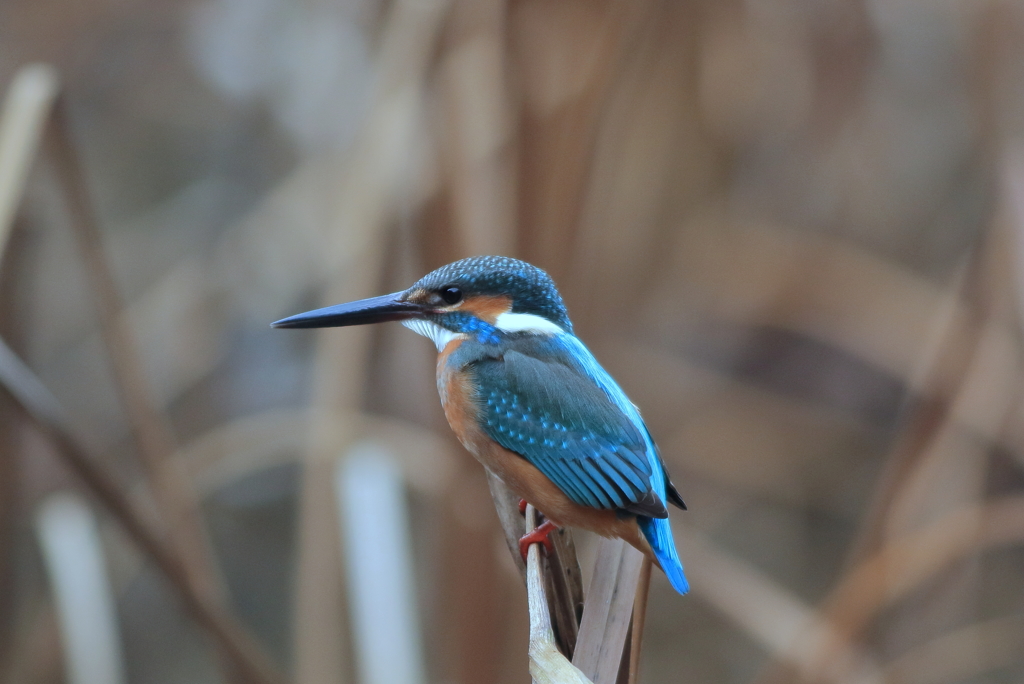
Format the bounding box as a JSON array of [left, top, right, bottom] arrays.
[[543, 525, 586, 660], [752, 205, 1024, 684], [0, 63, 283, 684], [842, 244, 987, 566], [572, 539, 643, 684], [0, 337, 285, 684], [0, 63, 55, 682], [490, 475, 651, 683], [0, 246, 18, 684], [628, 557, 653, 684], [487, 473, 585, 659], [291, 2, 452, 682], [45, 92, 226, 611]]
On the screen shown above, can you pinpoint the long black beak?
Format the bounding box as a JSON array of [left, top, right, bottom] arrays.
[[271, 292, 428, 329]]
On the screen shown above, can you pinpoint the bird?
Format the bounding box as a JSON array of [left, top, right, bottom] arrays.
[[273, 256, 689, 594]]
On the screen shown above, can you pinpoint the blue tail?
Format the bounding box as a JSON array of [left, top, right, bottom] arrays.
[[638, 516, 689, 594]]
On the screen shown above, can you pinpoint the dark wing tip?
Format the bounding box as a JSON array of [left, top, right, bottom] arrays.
[[623, 490, 668, 518], [667, 482, 687, 510]]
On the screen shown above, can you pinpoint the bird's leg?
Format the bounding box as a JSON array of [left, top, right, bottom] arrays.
[[519, 519, 558, 561], [518, 498, 528, 515]]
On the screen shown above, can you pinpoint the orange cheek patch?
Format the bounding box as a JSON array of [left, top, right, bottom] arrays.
[[461, 295, 512, 324]]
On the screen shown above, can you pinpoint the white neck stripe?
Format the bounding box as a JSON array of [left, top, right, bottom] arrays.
[[404, 312, 564, 350], [494, 312, 564, 336]]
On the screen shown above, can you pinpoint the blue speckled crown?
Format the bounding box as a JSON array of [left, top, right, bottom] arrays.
[[411, 256, 572, 331]]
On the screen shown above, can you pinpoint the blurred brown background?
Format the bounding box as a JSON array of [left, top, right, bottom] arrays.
[[1, 0, 1024, 683]]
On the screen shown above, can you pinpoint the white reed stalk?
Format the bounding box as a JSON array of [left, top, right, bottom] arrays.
[[35, 492, 126, 684], [525, 504, 593, 684], [336, 441, 426, 684]]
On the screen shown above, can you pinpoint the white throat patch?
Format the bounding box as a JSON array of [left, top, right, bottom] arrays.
[[494, 312, 564, 336], [402, 319, 464, 351]]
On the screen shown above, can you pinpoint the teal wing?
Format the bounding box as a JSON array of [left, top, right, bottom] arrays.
[[470, 347, 668, 518]]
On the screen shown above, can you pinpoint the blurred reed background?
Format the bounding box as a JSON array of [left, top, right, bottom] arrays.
[[1, 0, 1024, 683]]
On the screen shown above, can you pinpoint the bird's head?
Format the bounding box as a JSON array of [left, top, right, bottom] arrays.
[[272, 256, 572, 348]]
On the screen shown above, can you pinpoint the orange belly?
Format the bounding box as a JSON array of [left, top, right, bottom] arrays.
[[436, 343, 652, 559]]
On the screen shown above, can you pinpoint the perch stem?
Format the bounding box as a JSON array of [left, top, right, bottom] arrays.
[[628, 556, 653, 683]]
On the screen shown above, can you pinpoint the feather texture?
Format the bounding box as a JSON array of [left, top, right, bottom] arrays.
[[454, 332, 689, 593], [467, 336, 666, 518]]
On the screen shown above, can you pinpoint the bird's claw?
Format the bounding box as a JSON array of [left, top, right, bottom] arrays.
[[519, 520, 558, 561]]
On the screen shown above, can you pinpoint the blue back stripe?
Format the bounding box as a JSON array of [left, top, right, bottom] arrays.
[[555, 335, 668, 503]]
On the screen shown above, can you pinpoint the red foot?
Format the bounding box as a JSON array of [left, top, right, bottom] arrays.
[[518, 498, 528, 515], [519, 520, 558, 561]]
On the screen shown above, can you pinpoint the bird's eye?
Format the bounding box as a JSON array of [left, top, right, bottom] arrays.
[[441, 286, 463, 305]]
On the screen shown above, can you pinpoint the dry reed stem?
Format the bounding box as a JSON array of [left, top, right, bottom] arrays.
[[0, 214, 27, 684], [486, 471, 528, 578], [627, 557, 652, 684], [44, 94, 226, 610], [0, 64, 57, 262], [654, 215, 1020, 684], [566, 1, 699, 311], [755, 223, 1024, 684], [681, 524, 880, 683], [439, 0, 516, 258], [878, 613, 1024, 684], [293, 2, 450, 682], [0, 65, 52, 681], [3, 601, 61, 684], [737, 495, 1024, 684], [486, 471, 584, 659], [0, 337, 285, 684], [843, 247, 985, 565], [170, 409, 454, 500], [0, 337, 15, 676], [665, 221, 972, 384], [0, 63, 276, 684], [542, 526, 585, 659], [293, 270, 378, 684], [572, 538, 643, 684], [515, 0, 651, 276], [800, 495, 1024, 682], [525, 504, 593, 684]]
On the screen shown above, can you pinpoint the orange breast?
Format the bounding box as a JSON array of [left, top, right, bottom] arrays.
[[436, 338, 477, 448]]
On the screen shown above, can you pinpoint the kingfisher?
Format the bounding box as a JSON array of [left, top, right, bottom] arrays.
[[273, 256, 688, 594]]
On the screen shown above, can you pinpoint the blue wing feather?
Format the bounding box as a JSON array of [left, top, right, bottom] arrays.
[[555, 334, 689, 593], [638, 516, 690, 594], [458, 332, 689, 594], [470, 336, 663, 517], [554, 335, 669, 500]]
